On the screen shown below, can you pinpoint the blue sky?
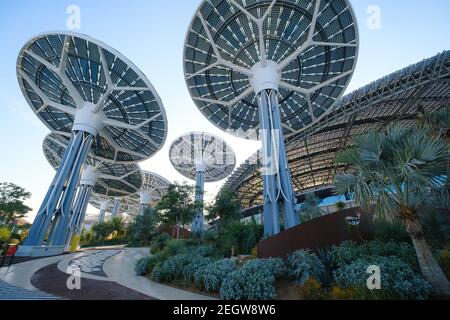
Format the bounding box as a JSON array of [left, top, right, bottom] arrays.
[[0, 0, 449, 222]]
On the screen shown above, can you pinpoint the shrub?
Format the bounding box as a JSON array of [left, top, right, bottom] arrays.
[[436, 248, 450, 280], [202, 259, 237, 292], [186, 245, 215, 258], [183, 257, 214, 283], [333, 256, 431, 300], [135, 257, 150, 276], [288, 250, 326, 285], [220, 268, 277, 300], [135, 254, 164, 276], [373, 220, 410, 243], [298, 278, 324, 300], [331, 240, 418, 269], [240, 258, 287, 279], [151, 254, 194, 282], [0, 227, 11, 243], [150, 233, 171, 253], [329, 286, 358, 300], [218, 222, 263, 256]]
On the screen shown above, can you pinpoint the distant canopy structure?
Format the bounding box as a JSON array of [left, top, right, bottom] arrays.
[[43, 133, 142, 246], [89, 193, 140, 223], [17, 31, 167, 255], [139, 171, 170, 215], [169, 132, 236, 232], [184, 0, 359, 236]]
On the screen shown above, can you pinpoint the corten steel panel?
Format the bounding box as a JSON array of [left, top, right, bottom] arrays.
[[257, 208, 374, 259]]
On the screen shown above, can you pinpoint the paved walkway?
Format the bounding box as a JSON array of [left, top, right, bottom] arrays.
[[0, 280, 60, 300], [0, 248, 215, 300]]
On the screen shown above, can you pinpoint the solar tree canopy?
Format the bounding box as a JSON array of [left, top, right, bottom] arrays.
[[43, 133, 143, 198], [89, 193, 139, 216], [18, 31, 168, 163], [169, 132, 236, 182], [184, 0, 359, 139], [141, 171, 171, 206]]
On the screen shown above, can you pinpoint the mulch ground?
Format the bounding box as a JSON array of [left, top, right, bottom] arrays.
[[31, 263, 157, 300]]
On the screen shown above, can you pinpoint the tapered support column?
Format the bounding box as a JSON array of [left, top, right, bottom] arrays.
[[251, 60, 299, 236], [192, 164, 205, 233], [64, 165, 98, 247], [140, 190, 152, 216], [98, 200, 109, 223], [18, 102, 106, 256], [23, 130, 93, 247], [111, 198, 121, 218]]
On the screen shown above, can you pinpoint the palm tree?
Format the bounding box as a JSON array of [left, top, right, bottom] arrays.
[[111, 216, 125, 237], [334, 125, 450, 297]]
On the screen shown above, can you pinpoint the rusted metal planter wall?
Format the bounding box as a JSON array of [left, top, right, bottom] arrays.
[[257, 208, 374, 259]]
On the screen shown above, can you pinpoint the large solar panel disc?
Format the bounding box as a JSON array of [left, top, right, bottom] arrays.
[[169, 132, 236, 182], [43, 133, 143, 198], [89, 193, 138, 216], [18, 31, 168, 162], [141, 171, 171, 206], [184, 0, 358, 139]]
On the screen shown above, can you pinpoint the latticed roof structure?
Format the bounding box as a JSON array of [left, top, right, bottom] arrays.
[[222, 51, 450, 208]]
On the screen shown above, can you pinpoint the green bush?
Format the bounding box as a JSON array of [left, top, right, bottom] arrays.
[[373, 220, 410, 243], [219, 258, 285, 300], [0, 227, 11, 243], [135, 253, 164, 276], [331, 240, 418, 269], [220, 268, 277, 300], [150, 233, 171, 253], [436, 249, 450, 280], [240, 258, 287, 279], [202, 258, 237, 292], [218, 222, 263, 256], [183, 257, 214, 283], [288, 250, 326, 285], [185, 245, 215, 258], [333, 256, 431, 300], [151, 254, 195, 282]]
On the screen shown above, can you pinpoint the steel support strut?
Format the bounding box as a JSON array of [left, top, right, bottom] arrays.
[[66, 184, 93, 247], [257, 89, 298, 236], [112, 198, 121, 218], [192, 167, 205, 233], [24, 131, 94, 246], [98, 200, 109, 223]]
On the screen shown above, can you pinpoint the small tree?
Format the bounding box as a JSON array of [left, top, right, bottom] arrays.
[[0, 183, 32, 225], [156, 183, 197, 239], [206, 188, 241, 233], [128, 207, 158, 246]]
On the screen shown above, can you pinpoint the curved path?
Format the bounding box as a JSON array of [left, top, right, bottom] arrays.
[[0, 248, 215, 300]]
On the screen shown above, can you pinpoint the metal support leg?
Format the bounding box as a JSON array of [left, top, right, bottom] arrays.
[[49, 132, 93, 246], [257, 89, 298, 236], [24, 131, 93, 247], [98, 200, 109, 223], [192, 169, 205, 233], [139, 204, 147, 216], [269, 91, 299, 228], [112, 198, 121, 218], [66, 185, 92, 247]]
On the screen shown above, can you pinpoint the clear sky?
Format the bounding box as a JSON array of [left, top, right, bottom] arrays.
[[0, 0, 449, 223]]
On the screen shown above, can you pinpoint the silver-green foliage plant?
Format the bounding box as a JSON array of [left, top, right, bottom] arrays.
[[219, 259, 285, 300], [202, 259, 237, 292], [331, 240, 418, 269], [288, 250, 326, 284], [333, 256, 431, 300]]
